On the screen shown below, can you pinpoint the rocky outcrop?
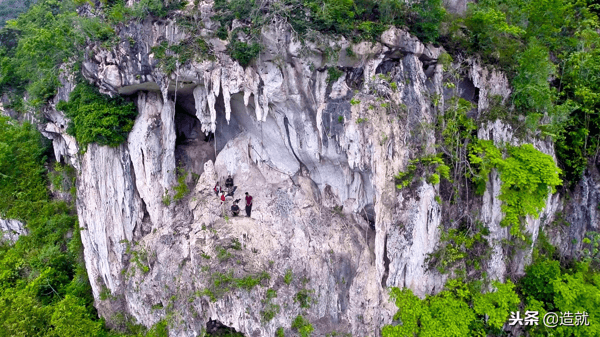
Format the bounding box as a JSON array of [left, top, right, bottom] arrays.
[[548, 164, 600, 259], [37, 3, 578, 336], [0, 219, 26, 243]]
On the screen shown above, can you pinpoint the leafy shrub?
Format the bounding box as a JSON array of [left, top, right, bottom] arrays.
[[518, 260, 600, 336], [293, 288, 315, 308], [172, 168, 190, 201], [469, 141, 562, 239], [327, 67, 344, 84], [0, 116, 117, 335], [197, 270, 270, 302], [261, 289, 280, 322], [130, 0, 185, 19], [512, 40, 556, 114], [520, 259, 561, 307], [461, 4, 525, 64], [56, 83, 138, 151], [227, 40, 261, 68], [291, 315, 313, 337], [409, 0, 445, 43], [395, 154, 450, 189], [284, 268, 293, 285]]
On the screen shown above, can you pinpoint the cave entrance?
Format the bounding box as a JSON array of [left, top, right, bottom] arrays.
[[206, 319, 245, 336], [173, 91, 216, 177]]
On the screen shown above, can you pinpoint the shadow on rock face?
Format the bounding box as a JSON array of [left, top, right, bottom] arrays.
[[174, 98, 216, 177], [206, 318, 245, 336]]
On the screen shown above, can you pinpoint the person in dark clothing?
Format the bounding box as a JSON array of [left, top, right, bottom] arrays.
[[245, 192, 253, 217], [231, 201, 240, 216], [225, 175, 234, 188], [226, 186, 237, 197]]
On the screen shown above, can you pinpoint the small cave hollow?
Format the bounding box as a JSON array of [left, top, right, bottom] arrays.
[[173, 91, 216, 177], [206, 318, 245, 336], [360, 203, 376, 230]]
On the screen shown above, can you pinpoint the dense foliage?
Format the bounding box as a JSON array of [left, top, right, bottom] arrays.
[[0, 117, 102, 336], [383, 258, 600, 336], [56, 83, 138, 151], [0, 0, 114, 107], [212, 0, 445, 43], [382, 279, 520, 336], [0, 117, 172, 336], [442, 0, 600, 183], [0, 0, 37, 27]]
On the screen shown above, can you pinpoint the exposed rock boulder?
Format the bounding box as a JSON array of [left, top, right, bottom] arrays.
[[0, 219, 26, 243]]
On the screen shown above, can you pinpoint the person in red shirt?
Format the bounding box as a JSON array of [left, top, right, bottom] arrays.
[[220, 192, 226, 204], [245, 192, 253, 217]]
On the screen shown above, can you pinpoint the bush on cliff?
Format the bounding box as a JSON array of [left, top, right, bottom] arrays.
[[57, 83, 138, 151]]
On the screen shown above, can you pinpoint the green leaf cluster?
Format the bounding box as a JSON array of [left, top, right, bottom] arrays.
[[151, 37, 214, 74], [0, 117, 109, 336], [211, 0, 444, 48], [260, 288, 281, 322], [427, 222, 490, 274], [196, 270, 270, 302], [293, 288, 315, 309], [394, 154, 451, 189], [327, 66, 344, 84], [226, 39, 261, 68], [382, 279, 520, 336], [384, 256, 600, 336], [57, 83, 138, 151], [469, 141, 562, 239], [519, 260, 600, 336], [172, 167, 190, 202], [291, 314, 313, 337]]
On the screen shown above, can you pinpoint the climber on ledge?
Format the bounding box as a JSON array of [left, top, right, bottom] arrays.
[[214, 182, 221, 197], [226, 185, 237, 198], [245, 192, 253, 217], [231, 200, 240, 217]]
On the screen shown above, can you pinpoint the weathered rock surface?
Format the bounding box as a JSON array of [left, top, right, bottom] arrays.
[[0, 219, 26, 243], [35, 3, 593, 336]]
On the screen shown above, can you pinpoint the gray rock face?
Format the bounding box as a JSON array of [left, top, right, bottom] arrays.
[[477, 121, 561, 280], [0, 219, 26, 243], [77, 144, 144, 302], [39, 6, 581, 336], [444, 0, 471, 14], [548, 165, 600, 259]]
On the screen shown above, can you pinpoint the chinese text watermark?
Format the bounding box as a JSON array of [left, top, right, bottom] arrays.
[[508, 311, 590, 328]]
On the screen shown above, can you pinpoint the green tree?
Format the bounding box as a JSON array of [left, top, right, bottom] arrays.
[[49, 295, 102, 337]]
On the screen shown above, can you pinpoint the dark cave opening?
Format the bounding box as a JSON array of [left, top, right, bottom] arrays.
[[173, 92, 216, 176], [206, 319, 245, 336], [361, 203, 376, 230]]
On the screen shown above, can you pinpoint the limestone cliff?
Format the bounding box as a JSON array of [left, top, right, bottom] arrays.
[[32, 3, 593, 336]]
